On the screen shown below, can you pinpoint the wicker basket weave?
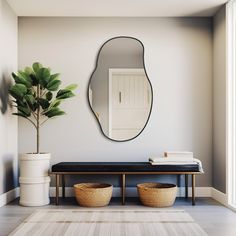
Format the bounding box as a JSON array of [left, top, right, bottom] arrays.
[[74, 183, 113, 207], [137, 182, 177, 207]]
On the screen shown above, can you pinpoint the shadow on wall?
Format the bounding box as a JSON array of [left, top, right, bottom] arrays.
[[1, 154, 17, 193], [0, 73, 12, 115], [0, 73, 17, 193]]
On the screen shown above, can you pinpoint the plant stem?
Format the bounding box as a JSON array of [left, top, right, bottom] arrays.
[[36, 85, 40, 154], [26, 117, 37, 128], [40, 117, 49, 126]]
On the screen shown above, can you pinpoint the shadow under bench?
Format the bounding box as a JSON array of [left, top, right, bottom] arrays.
[[51, 162, 203, 206]]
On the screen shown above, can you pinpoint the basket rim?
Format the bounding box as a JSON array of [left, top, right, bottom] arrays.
[[74, 182, 113, 189], [137, 182, 177, 189]]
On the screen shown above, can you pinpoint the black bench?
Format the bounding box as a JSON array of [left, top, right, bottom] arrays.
[[51, 162, 203, 206]]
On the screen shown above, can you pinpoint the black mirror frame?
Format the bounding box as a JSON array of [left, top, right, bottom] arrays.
[[87, 36, 153, 142]]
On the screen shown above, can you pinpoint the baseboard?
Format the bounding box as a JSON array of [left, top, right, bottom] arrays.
[[49, 187, 212, 198], [211, 188, 228, 206], [0, 187, 20, 207], [0, 186, 227, 208]]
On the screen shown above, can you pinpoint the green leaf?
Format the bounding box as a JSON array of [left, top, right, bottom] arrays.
[[46, 79, 61, 91], [36, 68, 51, 88], [12, 72, 18, 80], [43, 99, 61, 115], [64, 84, 78, 91], [24, 67, 33, 75], [17, 71, 32, 87], [33, 103, 39, 111], [24, 66, 39, 86], [50, 99, 61, 107], [49, 73, 60, 82], [32, 62, 42, 73], [11, 73, 22, 84], [15, 99, 26, 107], [18, 106, 31, 117], [12, 72, 31, 88], [25, 94, 36, 105], [29, 74, 38, 86], [47, 110, 65, 118], [25, 94, 37, 111], [50, 111, 65, 118], [44, 107, 65, 118], [9, 84, 27, 99], [46, 91, 53, 101], [12, 112, 28, 118], [39, 98, 50, 109], [56, 89, 75, 100]]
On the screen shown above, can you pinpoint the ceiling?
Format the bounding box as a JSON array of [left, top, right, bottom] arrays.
[[7, 0, 228, 17]]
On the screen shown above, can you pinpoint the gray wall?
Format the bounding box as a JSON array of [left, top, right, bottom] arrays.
[[18, 17, 213, 188], [213, 6, 226, 193], [0, 0, 18, 195]]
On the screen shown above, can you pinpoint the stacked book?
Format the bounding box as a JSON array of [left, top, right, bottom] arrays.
[[164, 151, 193, 158], [149, 151, 203, 172]]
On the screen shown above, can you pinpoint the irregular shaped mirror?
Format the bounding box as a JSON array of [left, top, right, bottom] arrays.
[[88, 36, 153, 141]]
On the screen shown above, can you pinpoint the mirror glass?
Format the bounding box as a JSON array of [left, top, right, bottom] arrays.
[[88, 37, 153, 141]]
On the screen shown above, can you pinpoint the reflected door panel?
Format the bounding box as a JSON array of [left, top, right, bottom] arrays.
[[109, 69, 151, 140]]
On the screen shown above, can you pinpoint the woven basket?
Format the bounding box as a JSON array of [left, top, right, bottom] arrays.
[[137, 182, 177, 207], [74, 183, 113, 207]]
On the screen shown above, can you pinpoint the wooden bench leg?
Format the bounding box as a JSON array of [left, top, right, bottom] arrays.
[[192, 174, 195, 205], [122, 174, 126, 205], [185, 174, 188, 199], [55, 174, 59, 205], [62, 174, 65, 199]]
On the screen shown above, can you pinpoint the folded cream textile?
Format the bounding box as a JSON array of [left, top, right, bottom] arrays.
[[164, 151, 193, 158], [149, 158, 203, 172], [149, 156, 194, 163]]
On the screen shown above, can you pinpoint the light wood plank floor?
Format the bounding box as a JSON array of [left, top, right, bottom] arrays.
[[0, 197, 236, 236]]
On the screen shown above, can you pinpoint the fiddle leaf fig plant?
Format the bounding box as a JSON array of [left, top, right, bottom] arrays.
[[9, 62, 77, 154]]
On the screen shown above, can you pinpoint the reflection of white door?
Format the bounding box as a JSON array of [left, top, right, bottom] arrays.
[[109, 68, 151, 140]]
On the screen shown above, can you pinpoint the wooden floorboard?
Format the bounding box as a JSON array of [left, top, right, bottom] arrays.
[[0, 197, 236, 236]]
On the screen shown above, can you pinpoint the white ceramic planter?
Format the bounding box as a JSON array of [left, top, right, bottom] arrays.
[[19, 153, 51, 206]]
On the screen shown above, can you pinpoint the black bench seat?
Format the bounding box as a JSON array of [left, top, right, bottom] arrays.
[[52, 162, 201, 173]]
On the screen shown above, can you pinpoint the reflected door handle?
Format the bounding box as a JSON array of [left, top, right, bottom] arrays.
[[119, 92, 122, 103]]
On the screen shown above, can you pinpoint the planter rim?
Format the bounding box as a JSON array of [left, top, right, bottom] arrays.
[[20, 153, 51, 161]]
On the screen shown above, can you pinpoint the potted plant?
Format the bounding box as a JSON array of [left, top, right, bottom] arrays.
[[9, 62, 77, 206]]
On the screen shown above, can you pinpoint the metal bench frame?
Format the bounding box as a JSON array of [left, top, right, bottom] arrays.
[[51, 171, 202, 206]]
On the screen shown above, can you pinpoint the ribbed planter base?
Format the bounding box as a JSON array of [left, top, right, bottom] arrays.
[[19, 153, 51, 207], [19, 176, 50, 206]]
